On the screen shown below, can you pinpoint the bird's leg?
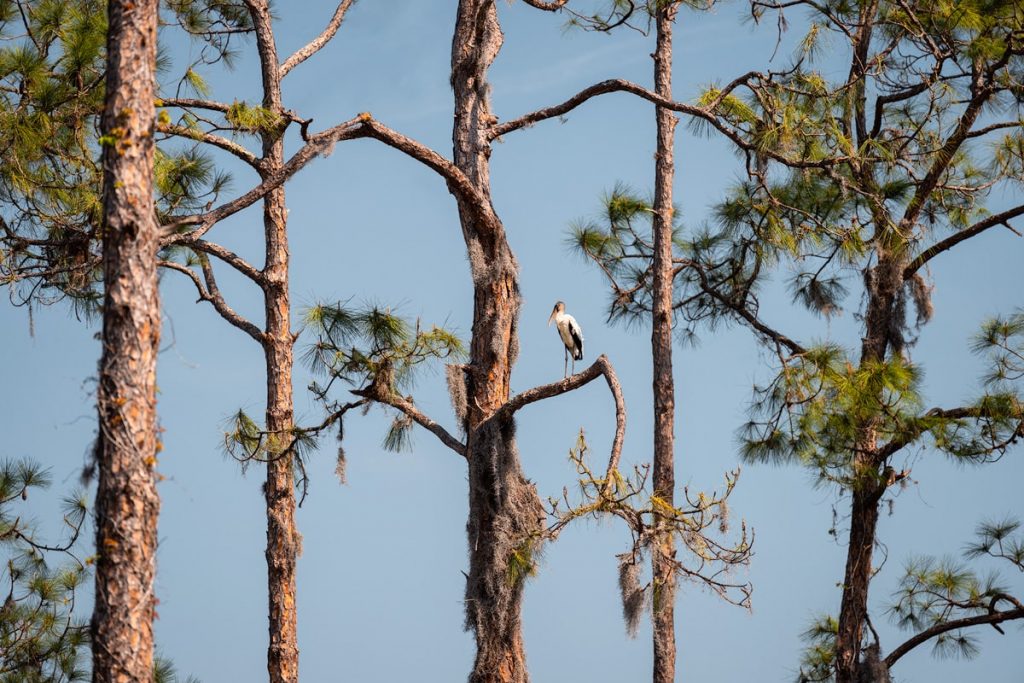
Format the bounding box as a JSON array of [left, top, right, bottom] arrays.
[[571, 357, 576, 376], [563, 347, 568, 378]]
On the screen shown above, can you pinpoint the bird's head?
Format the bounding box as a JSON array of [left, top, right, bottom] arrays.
[[548, 301, 565, 326]]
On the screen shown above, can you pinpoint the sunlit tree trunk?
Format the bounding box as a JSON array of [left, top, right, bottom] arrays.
[[92, 0, 161, 680], [247, 2, 299, 680], [651, 5, 679, 682]]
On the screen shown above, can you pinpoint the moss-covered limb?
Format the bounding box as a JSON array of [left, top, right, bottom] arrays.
[[545, 430, 752, 638]]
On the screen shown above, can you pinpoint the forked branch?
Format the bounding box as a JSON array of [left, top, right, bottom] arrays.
[[158, 260, 264, 342], [494, 353, 626, 487]]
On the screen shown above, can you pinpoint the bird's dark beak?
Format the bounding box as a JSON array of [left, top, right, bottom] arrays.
[[547, 308, 557, 326]]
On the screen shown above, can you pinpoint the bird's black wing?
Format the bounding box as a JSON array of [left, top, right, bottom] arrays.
[[570, 325, 584, 360]]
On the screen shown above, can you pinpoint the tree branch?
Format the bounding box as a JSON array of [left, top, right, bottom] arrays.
[[156, 122, 261, 168], [183, 237, 266, 285], [158, 97, 232, 114], [279, 0, 356, 77], [351, 387, 467, 458], [875, 404, 1024, 460], [904, 204, 1024, 279], [493, 354, 626, 489], [884, 604, 1024, 669], [489, 78, 842, 170], [161, 114, 491, 243], [342, 115, 494, 222], [158, 260, 264, 342], [160, 114, 365, 240]]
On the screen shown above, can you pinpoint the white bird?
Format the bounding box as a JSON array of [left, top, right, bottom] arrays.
[[548, 301, 584, 378]]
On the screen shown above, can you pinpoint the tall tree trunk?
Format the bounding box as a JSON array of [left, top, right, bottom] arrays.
[[834, 251, 902, 683], [246, 2, 299, 680], [834, 480, 883, 683], [92, 1, 161, 680], [262, 184, 298, 683], [452, 3, 545, 681], [651, 5, 679, 683]]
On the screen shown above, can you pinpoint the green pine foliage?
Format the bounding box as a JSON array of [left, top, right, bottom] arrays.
[[887, 518, 1024, 661], [304, 303, 465, 399], [304, 302, 465, 454], [152, 655, 201, 683], [0, 459, 88, 682], [0, 0, 106, 309], [0, 0, 237, 314]]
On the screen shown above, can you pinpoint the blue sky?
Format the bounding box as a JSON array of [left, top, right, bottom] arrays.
[[2, 2, 1023, 681]]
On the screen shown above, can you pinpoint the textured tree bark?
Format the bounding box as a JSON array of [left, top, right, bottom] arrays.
[[92, 1, 161, 681], [834, 250, 902, 683], [834, 480, 883, 683], [651, 7, 678, 683], [246, 2, 299, 680], [261, 185, 298, 683], [452, 3, 545, 681]]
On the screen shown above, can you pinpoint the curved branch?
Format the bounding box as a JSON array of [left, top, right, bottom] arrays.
[[343, 116, 494, 223], [162, 114, 490, 243], [159, 260, 264, 342], [489, 77, 841, 170], [188, 237, 266, 284], [280, 0, 356, 77], [884, 604, 1024, 669], [685, 262, 807, 355], [493, 354, 626, 489], [160, 114, 365, 240], [351, 387, 467, 459], [904, 204, 1024, 279]]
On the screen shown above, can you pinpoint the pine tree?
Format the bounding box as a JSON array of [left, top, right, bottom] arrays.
[[157, 2, 358, 680], [667, 2, 1024, 680], [0, 459, 89, 682], [91, 0, 163, 679]]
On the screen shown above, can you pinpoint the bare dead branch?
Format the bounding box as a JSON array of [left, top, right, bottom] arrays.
[[494, 354, 626, 487], [161, 114, 492, 243], [159, 115, 364, 239], [490, 78, 846, 170], [183, 237, 266, 285], [158, 260, 264, 342], [279, 0, 356, 77]]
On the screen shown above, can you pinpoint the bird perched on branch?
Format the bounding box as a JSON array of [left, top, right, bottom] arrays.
[[548, 301, 584, 377]]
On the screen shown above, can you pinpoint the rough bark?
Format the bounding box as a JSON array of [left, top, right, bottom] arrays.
[[834, 249, 902, 683], [246, 2, 299, 680], [834, 479, 884, 683], [451, 3, 545, 682], [651, 6, 678, 683], [92, 1, 161, 681], [261, 185, 298, 683]]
